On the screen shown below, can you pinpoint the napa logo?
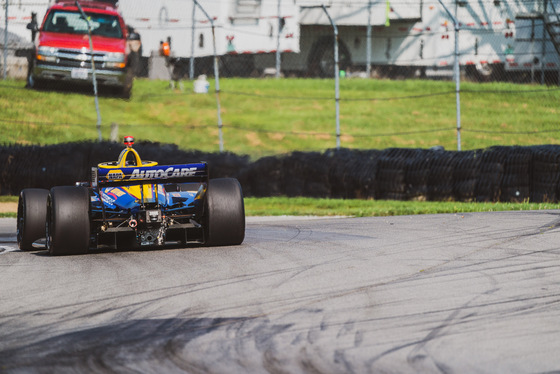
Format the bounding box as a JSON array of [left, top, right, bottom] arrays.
[[107, 169, 125, 181]]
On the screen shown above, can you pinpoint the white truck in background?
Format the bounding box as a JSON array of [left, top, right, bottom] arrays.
[[260, 0, 560, 81], [117, 0, 300, 77], [3, 0, 560, 82]]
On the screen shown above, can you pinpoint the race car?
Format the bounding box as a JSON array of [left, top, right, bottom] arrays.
[[16, 136, 245, 255]]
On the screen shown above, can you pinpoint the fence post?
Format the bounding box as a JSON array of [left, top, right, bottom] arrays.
[[437, 0, 461, 151], [366, 0, 372, 78], [3, 0, 8, 80], [275, 0, 282, 79], [110, 122, 119, 142], [189, 1, 195, 80], [301, 5, 341, 149], [193, 0, 224, 153], [453, 17, 461, 151], [541, 15, 546, 85], [75, 1, 102, 142], [319, 5, 341, 149]]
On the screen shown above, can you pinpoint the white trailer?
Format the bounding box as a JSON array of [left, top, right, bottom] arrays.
[[0, 0, 52, 78], [257, 0, 560, 81], [1, 0, 52, 44], [118, 0, 300, 56], [117, 0, 300, 76]]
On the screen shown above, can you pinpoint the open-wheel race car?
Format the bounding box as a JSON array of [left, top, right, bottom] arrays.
[[17, 136, 245, 255]]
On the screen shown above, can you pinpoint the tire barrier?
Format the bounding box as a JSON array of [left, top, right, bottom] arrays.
[[376, 148, 410, 201], [428, 150, 455, 201], [531, 145, 560, 203], [453, 150, 481, 202], [325, 149, 381, 199], [475, 147, 507, 202], [406, 149, 431, 201], [502, 147, 532, 203], [0, 141, 248, 196], [3, 141, 560, 203]]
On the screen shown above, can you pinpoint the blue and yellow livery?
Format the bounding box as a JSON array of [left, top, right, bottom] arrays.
[[17, 136, 245, 255]]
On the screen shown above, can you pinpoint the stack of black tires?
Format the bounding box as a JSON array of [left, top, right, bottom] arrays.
[[5, 142, 560, 203]]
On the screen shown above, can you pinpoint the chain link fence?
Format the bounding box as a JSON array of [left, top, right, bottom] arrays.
[[1, 0, 560, 153]]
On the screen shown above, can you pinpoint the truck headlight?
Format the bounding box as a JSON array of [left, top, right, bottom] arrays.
[[104, 52, 126, 68], [37, 46, 58, 62]]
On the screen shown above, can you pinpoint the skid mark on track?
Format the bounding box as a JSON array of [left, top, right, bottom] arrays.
[[0, 317, 252, 373], [4, 214, 560, 372], [366, 289, 498, 372], [413, 214, 560, 278]]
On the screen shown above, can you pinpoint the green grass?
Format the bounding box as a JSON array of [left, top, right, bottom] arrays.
[[1, 78, 559, 158], [0, 196, 18, 203], [2, 78, 560, 217], [1, 196, 559, 218], [244, 197, 560, 217], [0, 196, 17, 218]]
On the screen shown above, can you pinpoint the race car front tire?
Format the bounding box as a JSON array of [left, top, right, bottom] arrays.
[[205, 178, 245, 246], [46, 186, 91, 256], [17, 188, 49, 251]]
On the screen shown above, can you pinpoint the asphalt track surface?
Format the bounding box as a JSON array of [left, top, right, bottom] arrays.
[[1, 211, 560, 373]]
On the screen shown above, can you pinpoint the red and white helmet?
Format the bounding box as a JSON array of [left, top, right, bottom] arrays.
[[124, 136, 134, 148]]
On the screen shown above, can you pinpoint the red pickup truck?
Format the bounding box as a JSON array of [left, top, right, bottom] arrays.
[[27, 0, 136, 98]]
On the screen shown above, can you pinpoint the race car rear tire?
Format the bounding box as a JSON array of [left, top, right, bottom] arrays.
[[17, 188, 49, 251], [205, 178, 245, 246], [46, 186, 90, 256]]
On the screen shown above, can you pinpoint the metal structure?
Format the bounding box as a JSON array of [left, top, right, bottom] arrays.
[[437, 0, 461, 151], [75, 0, 102, 142], [3, 0, 7, 80], [193, 0, 224, 153]]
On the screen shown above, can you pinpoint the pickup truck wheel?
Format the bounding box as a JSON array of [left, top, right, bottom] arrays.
[[46, 186, 90, 256], [205, 178, 245, 246], [308, 36, 352, 78], [222, 55, 255, 77], [17, 189, 49, 251], [466, 62, 505, 82]]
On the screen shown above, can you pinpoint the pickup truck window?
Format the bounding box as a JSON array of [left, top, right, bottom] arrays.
[[43, 10, 123, 39]]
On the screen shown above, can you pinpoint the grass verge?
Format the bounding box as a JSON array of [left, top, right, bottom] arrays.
[[2, 196, 558, 219], [244, 197, 560, 217], [2, 78, 560, 158]]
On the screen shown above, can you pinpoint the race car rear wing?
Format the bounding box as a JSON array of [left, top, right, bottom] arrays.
[[91, 162, 209, 188]]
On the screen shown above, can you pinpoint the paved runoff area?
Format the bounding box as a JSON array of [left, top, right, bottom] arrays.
[[1, 212, 560, 373]]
